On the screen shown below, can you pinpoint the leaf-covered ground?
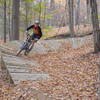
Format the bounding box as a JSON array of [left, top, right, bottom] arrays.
[[28, 40, 99, 99], [0, 37, 99, 100]]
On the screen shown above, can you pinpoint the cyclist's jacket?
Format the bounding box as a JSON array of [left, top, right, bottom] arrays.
[[26, 25, 42, 36]]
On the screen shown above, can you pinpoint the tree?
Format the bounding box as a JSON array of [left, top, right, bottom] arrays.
[[39, 0, 42, 24], [25, 1, 29, 28], [68, 0, 74, 36], [8, 0, 11, 41], [12, 0, 20, 40], [50, 0, 55, 9], [90, 0, 100, 52], [4, 0, 6, 42], [75, 0, 80, 27], [43, 0, 47, 24], [86, 0, 91, 24]]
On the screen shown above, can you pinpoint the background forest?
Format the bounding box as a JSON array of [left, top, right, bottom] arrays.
[[0, 0, 100, 41]]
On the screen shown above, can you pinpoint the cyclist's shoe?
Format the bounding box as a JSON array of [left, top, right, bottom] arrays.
[[24, 51, 28, 55], [24, 49, 28, 55], [26, 49, 31, 54]]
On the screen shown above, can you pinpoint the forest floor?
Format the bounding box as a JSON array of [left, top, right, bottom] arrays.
[[0, 34, 99, 100], [26, 36, 99, 99]]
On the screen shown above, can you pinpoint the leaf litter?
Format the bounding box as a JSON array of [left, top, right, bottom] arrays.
[[0, 36, 99, 100], [27, 38, 99, 99]]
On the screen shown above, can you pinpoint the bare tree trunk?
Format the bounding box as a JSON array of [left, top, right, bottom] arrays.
[[75, 0, 80, 27], [8, 0, 11, 41], [11, 1, 14, 41], [86, 0, 91, 24], [25, 1, 28, 29], [90, 0, 100, 52], [43, 0, 46, 24], [68, 0, 74, 36], [50, 0, 55, 9], [4, 0, 6, 42], [12, 0, 20, 40], [39, 0, 42, 24]]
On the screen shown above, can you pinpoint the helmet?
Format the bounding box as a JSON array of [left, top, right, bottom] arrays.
[[35, 20, 40, 24]]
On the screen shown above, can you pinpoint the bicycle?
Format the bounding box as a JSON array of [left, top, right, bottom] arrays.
[[16, 33, 33, 56]]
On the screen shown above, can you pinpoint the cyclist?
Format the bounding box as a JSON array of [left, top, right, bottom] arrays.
[[25, 20, 42, 54]]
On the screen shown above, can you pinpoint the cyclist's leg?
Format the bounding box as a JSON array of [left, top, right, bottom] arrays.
[[28, 34, 42, 53], [27, 33, 35, 50], [27, 33, 38, 53], [28, 38, 38, 51]]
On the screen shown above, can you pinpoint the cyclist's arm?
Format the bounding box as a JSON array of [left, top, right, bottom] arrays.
[[26, 25, 34, 31]]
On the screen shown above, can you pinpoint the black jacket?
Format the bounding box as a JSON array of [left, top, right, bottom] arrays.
[[27, 25, 42, 36]]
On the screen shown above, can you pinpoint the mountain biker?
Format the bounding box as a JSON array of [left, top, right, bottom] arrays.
[[25, 20, 42, 54]]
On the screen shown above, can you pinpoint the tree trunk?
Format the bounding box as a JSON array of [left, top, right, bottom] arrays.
[[8, 0, 11, 41], [43, 0, 46, 24], [75, 0, 80, 26], [12, 0, 20, 40], [39, 0, 42, 25], [50, 0, 55, 9], [4, 0, 6, 43], [68, 0, 74, 36], [86, 0, 91, 24], [90, 0, 100, 52], [25, 1, 28, 29]]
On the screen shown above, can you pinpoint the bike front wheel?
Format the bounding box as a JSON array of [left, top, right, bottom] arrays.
[[16, 49, 23, 56]]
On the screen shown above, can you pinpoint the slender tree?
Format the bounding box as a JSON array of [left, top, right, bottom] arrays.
[[90, 0, 100, 52], [75, 0, 80, 27], [86, 0, 91, 24], [43, 0, 46, 24], [68, 0, 74, 36], [8, 0, 11, 41], [12, 0, 20, 40], [39, 0, 42, 24], [4, 0, 6, 42], [25, 2, 28, 28], [50, 0, 55, 9]]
